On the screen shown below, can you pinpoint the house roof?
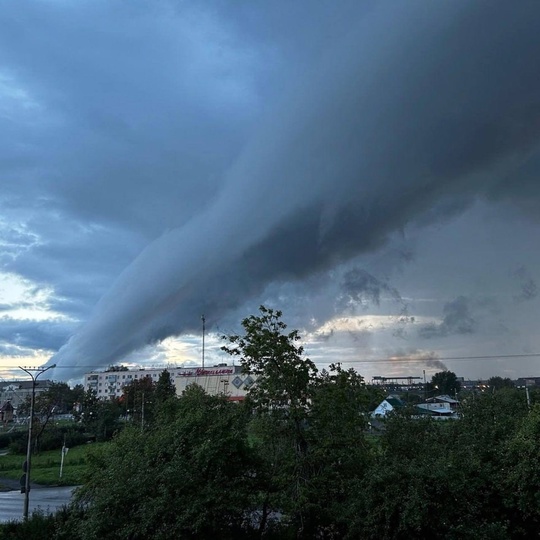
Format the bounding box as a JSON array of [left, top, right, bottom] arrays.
[[416, 403, 454, 415], [385, 397, 404, 408], [427, 394, 459, 404]]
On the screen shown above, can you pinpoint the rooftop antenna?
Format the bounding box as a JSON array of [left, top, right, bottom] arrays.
[[201, 315, 206, 370]]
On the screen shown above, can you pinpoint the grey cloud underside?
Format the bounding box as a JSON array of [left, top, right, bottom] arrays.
[[419, 296, 477, 339], [512, 267, 538, 302], [0, 318, 77, 352], [47, 2, 540, 377]]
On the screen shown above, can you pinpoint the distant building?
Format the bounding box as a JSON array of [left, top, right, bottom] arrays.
[[415, 402, 457, 418], [174, 366, 254, 401], [0, 401, 14, 423], [371, 394, 459, 420], [84, 365, 254, 401], [371, 396, 404, 418], [0, 380, 53, 410], [426, 395, 459, 410], [515, 377, 540, 388]]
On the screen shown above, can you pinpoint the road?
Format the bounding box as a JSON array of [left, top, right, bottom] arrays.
[[0, 486, 76, 522]]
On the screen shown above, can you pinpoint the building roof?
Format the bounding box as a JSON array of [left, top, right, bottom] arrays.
[[427, 394, 459, 404], [385, 396, 404, 408], [416, 403, 455, 415]]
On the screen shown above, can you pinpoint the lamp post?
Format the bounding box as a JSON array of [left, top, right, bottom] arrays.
[[19, 364, 55, 520]]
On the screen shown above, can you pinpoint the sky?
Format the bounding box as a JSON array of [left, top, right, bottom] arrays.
[[1, 0, 540, 384]]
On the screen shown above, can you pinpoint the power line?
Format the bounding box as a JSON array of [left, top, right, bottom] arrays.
[[1, 352, 539, 371]]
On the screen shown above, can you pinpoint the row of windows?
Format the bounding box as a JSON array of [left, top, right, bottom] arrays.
[[92, 372, 163, 382]]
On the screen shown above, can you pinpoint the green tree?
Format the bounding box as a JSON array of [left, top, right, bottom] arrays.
[[121, 375, 155, 426], [223, 306, 318, 536], [487, 376, 515, 391], [430, 370, 461, 395], [350, 388, 531, 539], [222, 306, 317, 415], [301, 364, 372, 537], [154, 369, 176, 403], [503, 403, 540, 536], [73, 386, 257, 539], [80, 389, 122, 441]]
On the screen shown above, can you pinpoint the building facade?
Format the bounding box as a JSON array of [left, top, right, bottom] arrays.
[[84, 365, 254, 401], [0, 380, 53, 410]]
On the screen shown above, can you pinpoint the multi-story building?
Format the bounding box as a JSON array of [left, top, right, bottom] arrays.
[[0, 379, 53, 410], [84, 365, 254, 401]]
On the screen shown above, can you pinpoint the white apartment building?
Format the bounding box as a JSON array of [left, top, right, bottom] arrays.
[[84, 365, 254, 401]]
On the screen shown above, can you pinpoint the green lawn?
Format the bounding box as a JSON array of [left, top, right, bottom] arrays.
[[0, 443, 108, 486]]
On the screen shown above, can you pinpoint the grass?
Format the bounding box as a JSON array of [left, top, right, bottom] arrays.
[[0, 443, 109, 486]]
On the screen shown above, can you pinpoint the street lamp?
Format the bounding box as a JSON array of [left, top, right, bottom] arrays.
[[19, 364, 56, 520]]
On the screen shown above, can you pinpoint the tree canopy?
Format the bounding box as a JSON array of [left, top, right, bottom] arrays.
[[430, 370, 461, 395], [5, 308, 539, 540]]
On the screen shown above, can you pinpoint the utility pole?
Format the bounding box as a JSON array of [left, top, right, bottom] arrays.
[[19, 364, 55, 520], [201, 315, 206, 370]]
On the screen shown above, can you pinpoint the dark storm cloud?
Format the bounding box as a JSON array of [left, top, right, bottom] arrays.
[[337, 268, 402, 311], [512, 266, 538, 302], [0, 2, 536, 378], [0, 317, 78, 352], [419, 296, 477, 339]]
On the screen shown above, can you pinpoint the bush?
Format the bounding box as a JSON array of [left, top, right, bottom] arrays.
[[38, 425, 89, 453], [0, 507, 84, 540], [3, 425, 90, 455], [0, 430, 26, 450]]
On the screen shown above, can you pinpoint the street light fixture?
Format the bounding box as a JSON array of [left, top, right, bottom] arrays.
[[18, 364, 56, 520]]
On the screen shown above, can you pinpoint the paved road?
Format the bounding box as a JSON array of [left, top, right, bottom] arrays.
[[0, 486, 76, 522]]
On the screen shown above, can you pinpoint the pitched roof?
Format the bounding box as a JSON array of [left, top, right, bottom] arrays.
[[385, 396, 404, 408]]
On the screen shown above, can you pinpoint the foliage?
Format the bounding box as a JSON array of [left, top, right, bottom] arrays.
[[105, 365, 129, 372], [0, 507, 83, 540], [223, 305, 317, 414], [120, 375, 156, 426], [430, 370, 461, 395], [487, 376, 515, 390], [17, 382, 83, 418], [223, 308, 376, 538], [5, 309, 536, 539], [80, 390, 122, 442], [72, 386, 257, 540], [0, 429, 26, 450]]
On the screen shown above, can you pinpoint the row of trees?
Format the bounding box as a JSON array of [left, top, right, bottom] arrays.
[[4, 307, 539, 538]]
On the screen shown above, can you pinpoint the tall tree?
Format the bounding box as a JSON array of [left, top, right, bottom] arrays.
[[430, 370, 461, 395], [121, 375, 155, 426], [488, 376, 515, 391], [74, 386, 257, 539], [222, 306, 318, 537]]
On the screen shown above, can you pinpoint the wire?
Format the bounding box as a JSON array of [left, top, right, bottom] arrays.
[[1, 352, 540, 370]]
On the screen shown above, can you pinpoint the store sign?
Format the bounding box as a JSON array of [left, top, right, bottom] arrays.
[[177, 367, 235, 377]]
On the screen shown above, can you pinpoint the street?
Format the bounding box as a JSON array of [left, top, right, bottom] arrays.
[[0, 486, 76, 523]]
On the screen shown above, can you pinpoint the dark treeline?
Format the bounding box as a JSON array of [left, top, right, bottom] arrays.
[[2, 307, 539, 539]]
